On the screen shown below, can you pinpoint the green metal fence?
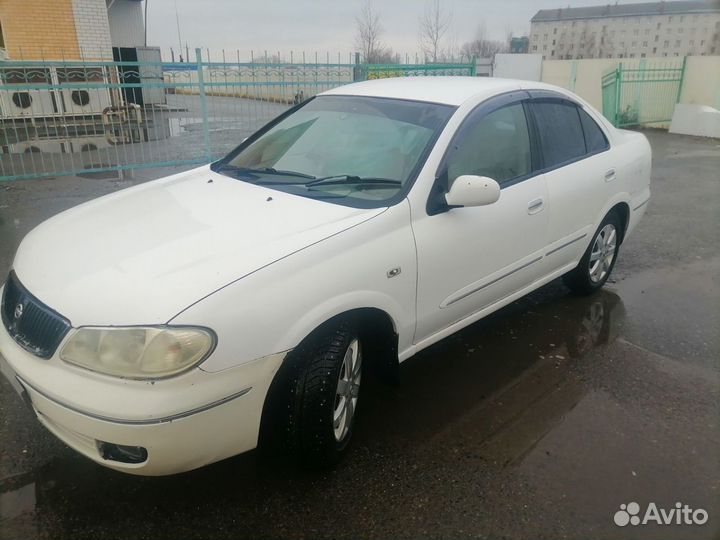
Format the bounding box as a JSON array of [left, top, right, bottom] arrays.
[[0, 49, 475, 182], [601, 59, 686, 128]]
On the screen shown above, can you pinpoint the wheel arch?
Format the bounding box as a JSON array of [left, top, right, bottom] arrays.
[[257, 306, 399, 454], [609, 201, 630, 244]]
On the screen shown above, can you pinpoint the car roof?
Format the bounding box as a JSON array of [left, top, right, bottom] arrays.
[[320, 76, 562, 107]]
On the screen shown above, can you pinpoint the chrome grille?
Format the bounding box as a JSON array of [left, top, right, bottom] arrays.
[[1, 271, 71, 358]]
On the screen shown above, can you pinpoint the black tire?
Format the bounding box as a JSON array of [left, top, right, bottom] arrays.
[[563, 212, 622, 295], [281, 320, 361, 467]]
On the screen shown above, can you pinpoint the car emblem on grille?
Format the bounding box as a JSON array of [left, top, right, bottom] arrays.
[[14, 302, 24, 320]]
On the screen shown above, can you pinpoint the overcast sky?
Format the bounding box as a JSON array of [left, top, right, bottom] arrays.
[[146, 0, 632, 60]]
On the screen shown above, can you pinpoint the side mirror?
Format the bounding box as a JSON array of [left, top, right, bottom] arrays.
[[445, 175, 501, 208]]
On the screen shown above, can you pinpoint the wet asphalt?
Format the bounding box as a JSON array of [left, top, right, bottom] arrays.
[[0, 131, 718, 540]]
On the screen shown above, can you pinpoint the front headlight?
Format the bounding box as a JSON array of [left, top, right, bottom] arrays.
[[59, 326, 215, 379]]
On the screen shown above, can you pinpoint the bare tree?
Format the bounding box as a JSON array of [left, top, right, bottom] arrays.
[[418, 0, 452, 63], [355, 1, 384, 63], [461, 23, 508, 60]]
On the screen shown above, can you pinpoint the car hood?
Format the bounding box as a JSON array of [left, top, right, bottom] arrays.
[[12, 166, 385, 326]]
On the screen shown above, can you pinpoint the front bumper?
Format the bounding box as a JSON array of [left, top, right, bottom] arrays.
[[0, 320, 286, 476]]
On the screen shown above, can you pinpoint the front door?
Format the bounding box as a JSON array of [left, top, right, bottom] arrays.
[[412, 95, 549, 343]]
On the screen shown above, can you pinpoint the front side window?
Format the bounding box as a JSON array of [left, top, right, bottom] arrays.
[[445, 103, 532, 186], [214, 96, 454, 208], [531, 100, 586, 168]]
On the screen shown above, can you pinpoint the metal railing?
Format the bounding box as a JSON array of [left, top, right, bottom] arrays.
[[0, 49, 475, 182], [601, 59, 686, 128]]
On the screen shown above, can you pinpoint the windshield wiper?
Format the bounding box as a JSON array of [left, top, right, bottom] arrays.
[[213, 164, 316, 180], [305, 175, 402, 188]]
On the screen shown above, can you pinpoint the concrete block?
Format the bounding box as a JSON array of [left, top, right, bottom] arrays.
[[670, 104, 720, 139]]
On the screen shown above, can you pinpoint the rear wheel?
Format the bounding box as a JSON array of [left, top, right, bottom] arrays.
[[563, 212, 621, 295]]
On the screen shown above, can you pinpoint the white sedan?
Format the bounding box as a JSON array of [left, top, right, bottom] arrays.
[[0, 77, 651, 475]]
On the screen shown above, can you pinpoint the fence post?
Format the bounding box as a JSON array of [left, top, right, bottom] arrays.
[[196, 47, 212, 162], [676, 55, 688, 104], [613, 65, 621, 127]]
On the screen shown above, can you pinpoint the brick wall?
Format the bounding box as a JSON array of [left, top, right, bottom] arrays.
[[0, 0, 80, 60], [71, 0, 113, 60]]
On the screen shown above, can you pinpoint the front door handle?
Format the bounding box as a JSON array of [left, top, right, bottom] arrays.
[[604, 169, 617, 182], [527, 197, 544, 215]]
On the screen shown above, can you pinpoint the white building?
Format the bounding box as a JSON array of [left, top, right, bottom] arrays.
[[529, 0, 720, 60]]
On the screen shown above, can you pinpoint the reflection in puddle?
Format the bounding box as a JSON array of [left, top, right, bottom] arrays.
[[0, 480, 36, 521], [0, 286, 625, 537]]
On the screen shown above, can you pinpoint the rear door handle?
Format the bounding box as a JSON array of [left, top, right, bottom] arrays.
[[527, 197, 544, 215], [604, 169, 617, 182]]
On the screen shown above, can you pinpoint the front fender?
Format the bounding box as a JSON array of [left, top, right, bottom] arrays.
[[171, 200, 417, 373]]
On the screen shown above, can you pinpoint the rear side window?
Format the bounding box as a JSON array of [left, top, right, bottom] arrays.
[[578, 108, 610, 153], [531, 101, 586, 168]]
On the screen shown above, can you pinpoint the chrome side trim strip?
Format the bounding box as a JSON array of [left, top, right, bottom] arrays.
[[633, 198, 650, 211], [546, 233, 588, 257], [445, 256, 543, 307], [16, 375, 252, 426]]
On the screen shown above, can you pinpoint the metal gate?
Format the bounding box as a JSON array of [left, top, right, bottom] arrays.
[[601, 59, 686, 128]]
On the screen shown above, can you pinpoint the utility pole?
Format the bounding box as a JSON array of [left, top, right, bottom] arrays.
[[175, 0, 183, 61]]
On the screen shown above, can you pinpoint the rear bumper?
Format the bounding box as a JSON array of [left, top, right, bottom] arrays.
[[0, 322, 286, 476]]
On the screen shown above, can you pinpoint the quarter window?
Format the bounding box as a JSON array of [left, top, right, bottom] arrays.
[[578, 108, 609, 153], [446, 103, 531, 185], [531, 101, 586, 168]]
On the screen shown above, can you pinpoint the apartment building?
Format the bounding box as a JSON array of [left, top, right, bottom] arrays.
[[529, 0, 720, 60]]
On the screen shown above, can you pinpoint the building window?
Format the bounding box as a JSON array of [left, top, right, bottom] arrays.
[[645, 28, 650, 35], [657, 22, 661, 30], [675, 40, 681, 46], [680, 16, 684, 22], [690, 40, 695, 45], [678, 27, 684, 33], [655, 34, 659, 42], [630, 53, 635, 58], [664, 40, 669, 47], [668, 16, 673, 22], [532, 45, 537, 51], [634, 29, 639, 35], [552, 39, 556, 45], [643, 41, 648, 46], [553, 27, 557, 34], [551, 50, 555, 56], [701, 40, 705, 45], [641, 53, 646, 57], [543, 34, 548, 40]]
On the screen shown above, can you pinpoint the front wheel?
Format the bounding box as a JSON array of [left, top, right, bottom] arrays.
[[286, 321, 362, 467], [563, 212, 621, 295]]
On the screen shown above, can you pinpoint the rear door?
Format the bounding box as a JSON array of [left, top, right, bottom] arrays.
[[528, 93, 614, 271]]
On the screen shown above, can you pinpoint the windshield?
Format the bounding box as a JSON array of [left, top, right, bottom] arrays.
[[212, 95, 455, 208]]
